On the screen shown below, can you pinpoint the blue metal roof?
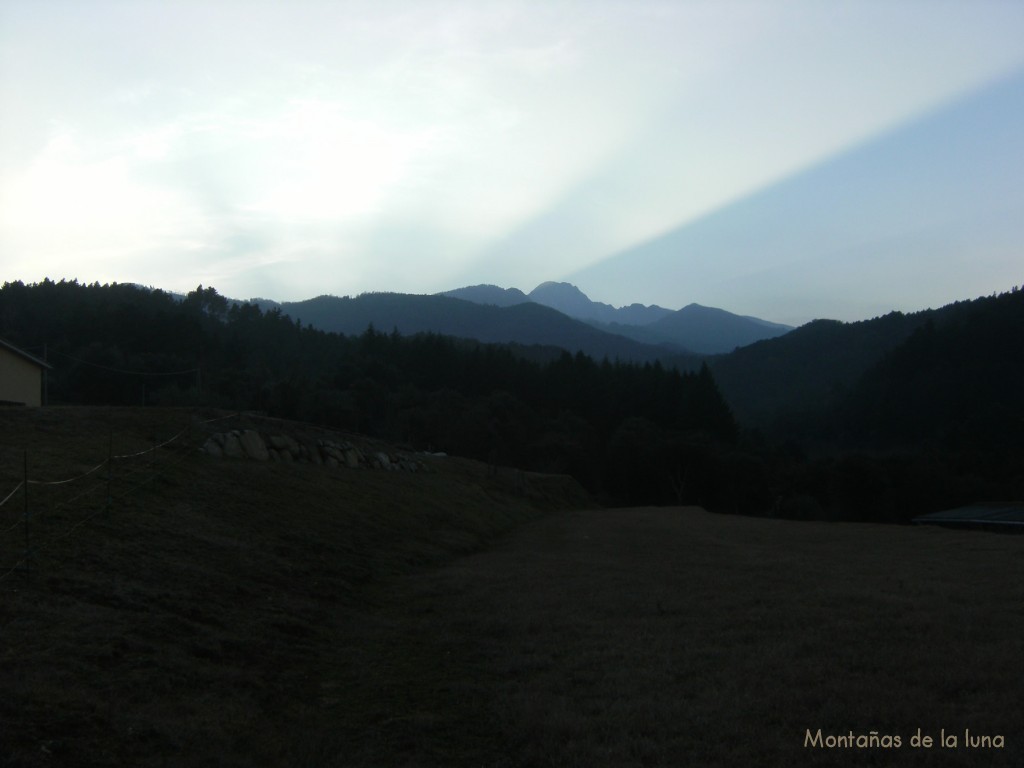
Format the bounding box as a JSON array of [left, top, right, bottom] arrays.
[[914, 503, 1024, 528]]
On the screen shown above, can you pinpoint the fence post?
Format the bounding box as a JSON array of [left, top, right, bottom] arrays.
[[106, 431, 113, 512], [23, 450, 30, 579]]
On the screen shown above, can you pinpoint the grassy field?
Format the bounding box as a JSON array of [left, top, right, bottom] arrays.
[[1, 407, 1022, 766], [290, 509, 1024, 767]]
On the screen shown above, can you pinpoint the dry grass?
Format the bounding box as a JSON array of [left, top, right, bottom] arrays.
[[1, 407, 1022, 766], [296, 508, 1024, 767], [0, 407, 586, 767]]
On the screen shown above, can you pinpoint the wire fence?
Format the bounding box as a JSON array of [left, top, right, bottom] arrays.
[[0, 410, 241, 583]]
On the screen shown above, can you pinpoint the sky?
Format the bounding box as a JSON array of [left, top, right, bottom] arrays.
[[1, 0, 1022, 325]]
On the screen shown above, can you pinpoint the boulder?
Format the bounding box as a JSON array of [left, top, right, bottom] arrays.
[[306, 444, 322, 465], [221, 433, 245, 459], [239, 430, 269, 461], [269, 434, 299, 453], [202, 438, 223, 457]]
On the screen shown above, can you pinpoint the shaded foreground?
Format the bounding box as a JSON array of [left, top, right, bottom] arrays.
[[0, 407, 586, 767], [296, 508, 1024, 767], [1, 408, 1022, 766]]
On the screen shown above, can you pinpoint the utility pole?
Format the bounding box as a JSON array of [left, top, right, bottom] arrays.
[[23, 450, 30, 578]]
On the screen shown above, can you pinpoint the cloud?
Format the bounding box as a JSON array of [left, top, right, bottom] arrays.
[[233, 98, 440, 222], [2, 0, 1023, 313], [0, 127, 205, 274], [565, 68, 1024, 324]]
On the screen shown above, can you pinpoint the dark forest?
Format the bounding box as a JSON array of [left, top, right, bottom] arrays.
[[2, 278, 1022, 520]]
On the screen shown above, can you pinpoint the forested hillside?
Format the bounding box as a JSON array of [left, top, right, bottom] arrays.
[[840, 287, 1024, 450], [3, 279, 1021, 521], [0, 279, 736, 506], [711, 286, 1024, 523], [711, 286, 1024, 446], [710, 311, 932, 430]]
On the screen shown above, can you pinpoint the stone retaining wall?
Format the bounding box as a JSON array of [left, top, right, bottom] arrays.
[[200, 429, 427, 473]]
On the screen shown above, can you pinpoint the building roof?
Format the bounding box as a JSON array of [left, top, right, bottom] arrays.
[[0, 337, 52, 370], [913, 503, 1024, 530]]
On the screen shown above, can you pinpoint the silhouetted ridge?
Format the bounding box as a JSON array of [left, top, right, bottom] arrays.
[[442, 281, 787, 352], [841, 287, 1024, 449], [440, 284, 529, 307], [270, 291, 689, 364], [710, 287, 1024, 443]]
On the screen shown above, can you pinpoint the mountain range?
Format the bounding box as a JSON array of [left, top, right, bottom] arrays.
[[5, 278, 1020, 524], [441, 281, 793, 354], [346, 278, 1021, 447], [193, 278, 1024, 439], [443, 282, 676, 326], [252, 291, 686, 365], [6, 276, 1015, 462], [248, 281, 793, 358]]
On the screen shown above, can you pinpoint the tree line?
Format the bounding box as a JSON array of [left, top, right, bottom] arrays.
[[4, 279, 1021, 521], [0, 279, 738, 506]]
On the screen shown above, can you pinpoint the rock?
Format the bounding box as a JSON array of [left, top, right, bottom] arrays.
[[238, 430, 269, 461], [203, 429, 419, 473], [320, 442, 345, 462], [221, 433, 245, 459], [269, 434, 299, 453]]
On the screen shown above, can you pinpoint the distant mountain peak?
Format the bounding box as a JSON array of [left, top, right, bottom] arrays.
[[528, 281, 602, 314], [440, 281, 791, 353], [440, 284, 529, 308], [532, 280, 586, 294], [526, 281, 673, 327]]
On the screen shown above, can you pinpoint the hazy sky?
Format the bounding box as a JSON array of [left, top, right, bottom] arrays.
[[2, 1, 1022, 324]]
